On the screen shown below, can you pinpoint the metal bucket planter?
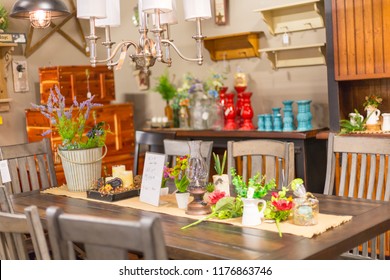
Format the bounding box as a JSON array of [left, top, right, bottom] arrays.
[[58, 146, 107, 192]]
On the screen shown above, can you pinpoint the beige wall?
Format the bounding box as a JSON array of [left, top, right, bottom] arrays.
[[0, 0, 328, 146]]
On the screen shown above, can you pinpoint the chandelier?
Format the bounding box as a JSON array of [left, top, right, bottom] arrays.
[[77, 0, 212, 73]]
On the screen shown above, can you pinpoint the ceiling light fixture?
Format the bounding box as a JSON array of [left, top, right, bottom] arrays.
[[10, 0, 71, 29], [76, 0, 212, 73]]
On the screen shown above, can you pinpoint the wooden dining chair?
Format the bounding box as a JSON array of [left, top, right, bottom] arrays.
[[0, 185, 13, 213], [324, 132, 390, 260], [46, 206, 167, 260], [227, 140, 295, 194], [0, 138, 57, 196], [163, 139, 214, 180], [0, 205, 50, 260], [133, 130, 176, 175]]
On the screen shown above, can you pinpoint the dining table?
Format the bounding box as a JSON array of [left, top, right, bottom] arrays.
[[10, 190, 390, 260]]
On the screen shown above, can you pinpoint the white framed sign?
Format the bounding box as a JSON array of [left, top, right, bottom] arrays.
[[139, 152, 166, 206]]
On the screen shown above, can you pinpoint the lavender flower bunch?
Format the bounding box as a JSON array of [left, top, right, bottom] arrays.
[[31, 86, 108, 150]]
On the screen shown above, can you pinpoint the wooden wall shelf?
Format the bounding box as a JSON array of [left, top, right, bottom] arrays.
[[254, 0, 325, 35], [260, 43, 326, 69], [204, 32, 262, 61]]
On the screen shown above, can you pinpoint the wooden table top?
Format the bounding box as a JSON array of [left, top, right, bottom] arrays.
[[11, 192, 390, 260], [143, 128, 328, 140]]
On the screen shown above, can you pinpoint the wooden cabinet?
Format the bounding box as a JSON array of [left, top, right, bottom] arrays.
[[332, 0, 390, 81], [39, 65, 115, 106], [26, 103, 135, 184]]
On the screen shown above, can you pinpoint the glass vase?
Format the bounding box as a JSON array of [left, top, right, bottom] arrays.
[[185, 141, 211, 215]]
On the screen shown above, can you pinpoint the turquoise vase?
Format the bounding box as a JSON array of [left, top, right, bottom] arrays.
[[282, 100, 295, 131], [296, 100, 312, 131]]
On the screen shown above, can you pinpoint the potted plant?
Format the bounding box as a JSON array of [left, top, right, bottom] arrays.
[[212, 151, 230, 195], [31, 86, 109, 192], [0, 4, 9, 32], [339, 109, 366, 134], [363, 94, 382, 126], [170, 155, 190, 209], [154, 70, 176, 123]]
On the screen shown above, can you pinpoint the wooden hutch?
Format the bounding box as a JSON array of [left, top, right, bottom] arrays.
[[25, 65, 135, 184]]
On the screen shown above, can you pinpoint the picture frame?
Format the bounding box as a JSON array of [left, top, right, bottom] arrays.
[[214, 0, 228, 25]]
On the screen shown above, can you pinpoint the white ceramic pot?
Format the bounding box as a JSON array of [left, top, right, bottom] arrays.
[[160, 187, 169, 196], [175, 192, 190, 209], [382, 113, 390, 131]]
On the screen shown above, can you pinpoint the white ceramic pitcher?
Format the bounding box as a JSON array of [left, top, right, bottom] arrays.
[[366, 108, 381, 125], [348, 112, 364, 125], [382, 113, 390, 131], [241, 198, 266, 226]]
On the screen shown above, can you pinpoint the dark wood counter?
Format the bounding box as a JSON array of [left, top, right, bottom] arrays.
[[143, 128, 328, 193]]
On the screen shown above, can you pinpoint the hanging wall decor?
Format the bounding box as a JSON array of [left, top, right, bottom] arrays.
[[12, 60, 29, 92]]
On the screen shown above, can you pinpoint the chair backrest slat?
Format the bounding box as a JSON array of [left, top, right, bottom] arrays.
[[0, 138, 57, 196], [46, 206, 167, 260], [357, 154, 367, 198], [324, 132, 390, 259]]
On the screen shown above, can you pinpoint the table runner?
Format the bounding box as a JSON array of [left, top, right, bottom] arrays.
[[42, 186, 352, 238]]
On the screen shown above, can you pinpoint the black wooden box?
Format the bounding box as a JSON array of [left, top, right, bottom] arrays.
[[86, 189, 140, 202]]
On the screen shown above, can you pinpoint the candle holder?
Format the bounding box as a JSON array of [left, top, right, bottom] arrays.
[[185, 141, 211, 215]]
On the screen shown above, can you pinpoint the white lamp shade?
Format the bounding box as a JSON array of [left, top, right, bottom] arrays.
[[153, 0, 177, 25], [161, 0, 177, 25], [96, 0, 120, 27], [183, 0, 211, 21], [77, 0, 107, 19], [143, 0, 172, 14]]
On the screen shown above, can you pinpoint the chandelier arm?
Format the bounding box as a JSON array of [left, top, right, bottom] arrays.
[[93, 41, 139, 64], [161, 39, 203, 64]]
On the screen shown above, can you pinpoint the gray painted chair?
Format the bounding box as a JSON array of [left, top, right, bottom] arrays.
[[0, 138, 57, 196], [227, 140, 295, 194], [133, 130, 176, 175], [46, 206, 167, 260], [324, 132, 390, 259], [0, 204, 50, 260]]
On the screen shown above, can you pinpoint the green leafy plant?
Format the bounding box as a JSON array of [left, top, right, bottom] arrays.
[[181, 196, 243, 229], [213, 151, 227, 175], [154, 70, 176, 102], [363, 94, 382, 110], [339, 109, 366, 134], [230, 168, 276, 198], [0, 5, 9, 31], [31, 86, 109, 150]]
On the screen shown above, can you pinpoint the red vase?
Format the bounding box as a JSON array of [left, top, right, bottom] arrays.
[[223, 92, 237, 130], [234, 86, 246, 127], [219, 86, 228, 107], [239, 92, 254, 130]]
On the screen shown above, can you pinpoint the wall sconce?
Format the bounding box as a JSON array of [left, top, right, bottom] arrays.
[[10, 0, 70, 29]]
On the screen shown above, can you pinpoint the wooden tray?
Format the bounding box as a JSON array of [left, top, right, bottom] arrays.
[[86, 189, 140, 202]]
